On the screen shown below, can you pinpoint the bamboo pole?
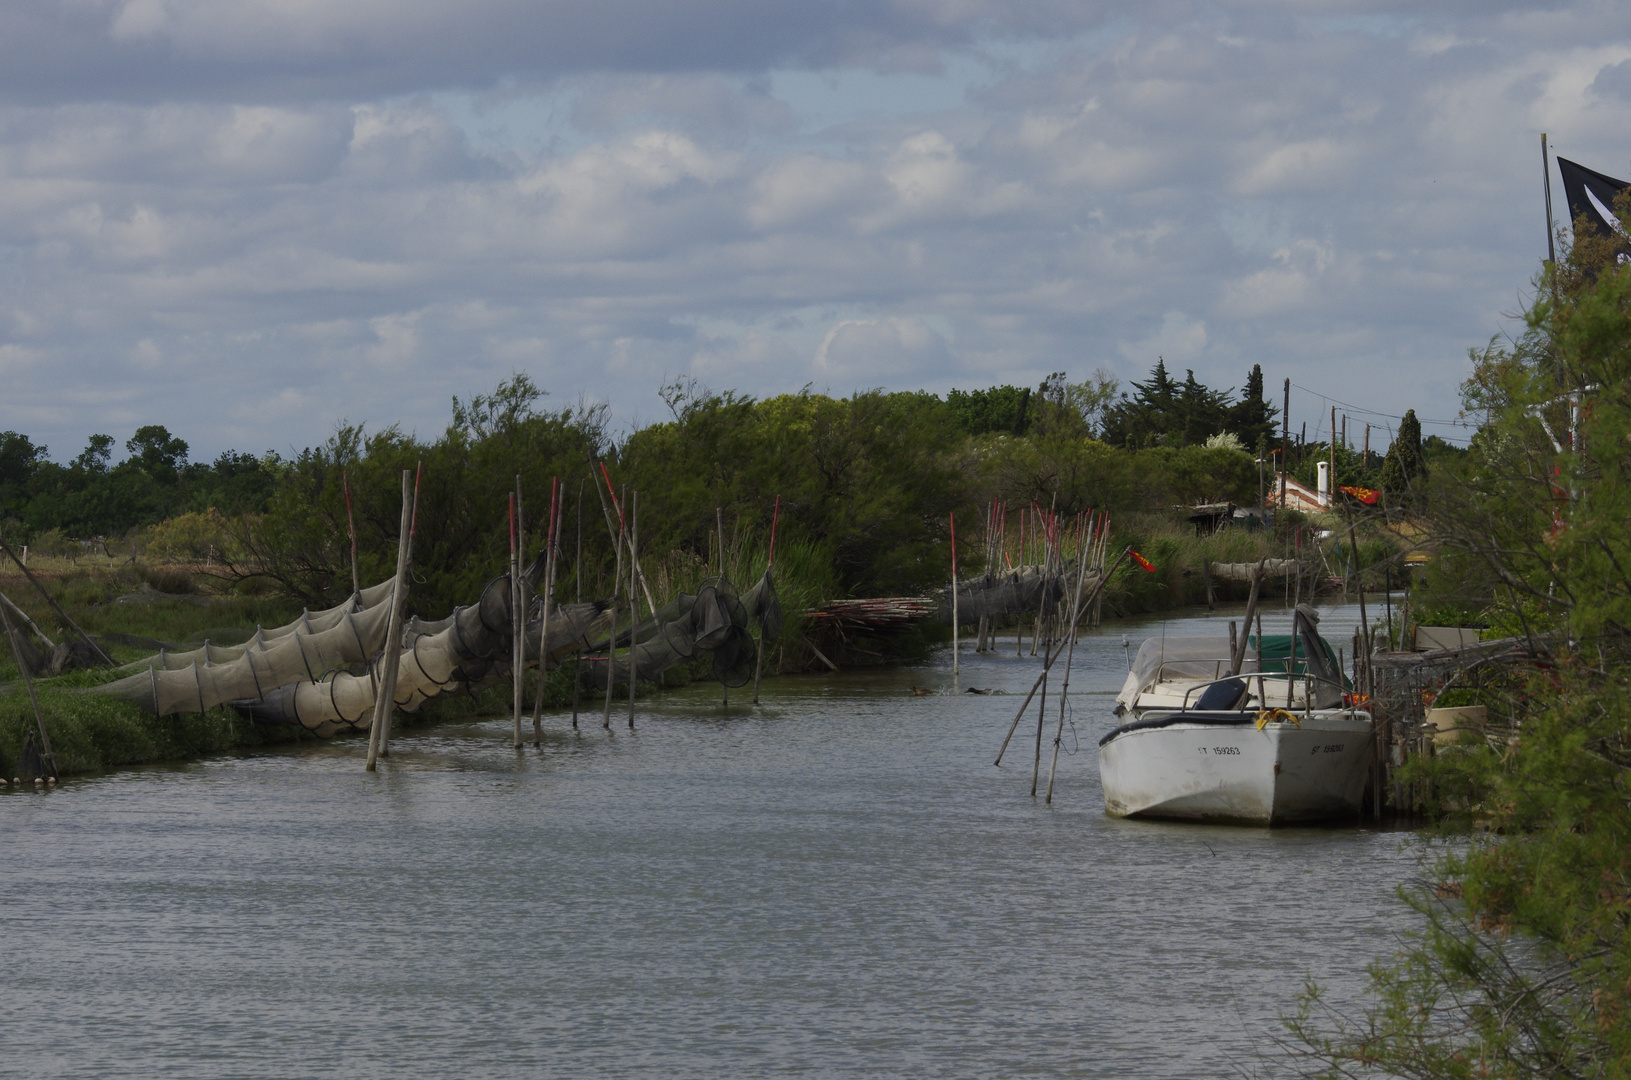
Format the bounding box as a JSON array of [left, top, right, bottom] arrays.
[[1016, 509, 1025, 658], [511, 489, 523, 749], [629, 490, 639, 730], [1, 599, 55, 781], [572, 479, 583, 730], [996, 547, 1131, 766], [1229, 559, 1266, 676], [532, 477, 560, 746], [343, 468, 361, 599], [752, 495, 779, 705], [0, 589, 54, 650], [950, 511, 959, 676], [1045, 545, 1094, 803], [603, 518, 621, 731], [366, 470, 414, 771], [0, 538, 113, 666], [378, 464, 420, 755], [717, 505, 728, 709]]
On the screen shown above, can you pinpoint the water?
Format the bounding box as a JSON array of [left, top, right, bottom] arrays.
[[3, 600, 1426, 1078]]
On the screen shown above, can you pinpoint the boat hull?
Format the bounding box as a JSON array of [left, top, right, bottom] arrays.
[[1097, 716, 1373, 825]]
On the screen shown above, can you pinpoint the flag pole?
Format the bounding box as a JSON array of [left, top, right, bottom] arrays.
[[1542, 133, 1556, 267]]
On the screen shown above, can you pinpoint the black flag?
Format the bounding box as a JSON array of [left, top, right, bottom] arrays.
[[1556, 156, 1631, 263]]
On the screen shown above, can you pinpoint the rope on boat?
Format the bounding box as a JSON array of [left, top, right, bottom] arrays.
[[1254, 708, 1301, 730]]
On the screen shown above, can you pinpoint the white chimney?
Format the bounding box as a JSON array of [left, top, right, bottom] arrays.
[[1316, 460, 1330, 504]]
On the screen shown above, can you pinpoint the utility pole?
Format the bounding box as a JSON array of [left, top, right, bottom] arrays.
[[1281, 378, 1290, 507]]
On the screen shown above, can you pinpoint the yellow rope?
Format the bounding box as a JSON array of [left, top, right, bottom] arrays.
[[1254, 708, 1301, 731]]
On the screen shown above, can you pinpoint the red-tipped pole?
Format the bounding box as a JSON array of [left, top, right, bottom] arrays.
[[599, 461, 624, 531]]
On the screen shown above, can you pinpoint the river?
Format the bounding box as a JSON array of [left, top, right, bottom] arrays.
[[2, 599, 1426, 1078]]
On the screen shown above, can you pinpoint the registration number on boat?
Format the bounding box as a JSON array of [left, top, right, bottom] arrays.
[[1311, 744, 1345, 754], [1197, 746, 1241, 755]]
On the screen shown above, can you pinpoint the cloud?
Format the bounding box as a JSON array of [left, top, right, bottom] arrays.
[[3, 2, 1630, 460], [0, 0, 1122, 105], [1118, 311, 1207, 368], [814, 316, 952, 380]]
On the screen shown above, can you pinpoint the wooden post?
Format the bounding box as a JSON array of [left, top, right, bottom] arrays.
[[996, 548, 1130, 765], [0, 589, 54, 650], [1204, 558, 1213, 610], [511, 489, 524, 749], [752, 495, 779, 706], [1016, 510, 1025, 658], [366, 470, 414, 771], [532, 478, 560, 746], [1, 599, 55, 781], [1045, 539, 1095, 803], [1280, 379, 1291, 507], [1329, 405, 1337, 508], [629, 490, 640, 730], [343, 469, 361, 599], [1287, 612, 1298, 710], [378, 464, 419, 757], [603, 519, 621, 731], [950, 511, 959, 676], [1229, 560, 1266, 676], [1346, 501, 1370, 653], [715, 505, 728, 709]]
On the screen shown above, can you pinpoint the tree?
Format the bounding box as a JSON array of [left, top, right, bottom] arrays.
[[73, 434, 114, 474], [944, 385, 1033, 436], [1290, 209, 1631, 1078], [1101, 358, 1180, 447], [1176, 368, 1232, 446], [1229, 364, 1278, 449], [1379, 408, 1424, 492], [1029, 370, 1118, 439], [126, 425, 189, 484]]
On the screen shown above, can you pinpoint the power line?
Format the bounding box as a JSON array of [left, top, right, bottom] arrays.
[[1288, 382, 1474, 444]]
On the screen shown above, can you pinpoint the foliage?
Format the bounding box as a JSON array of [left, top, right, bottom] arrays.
[[1379, 408, 1426, 493], [1100, 359, 1278, 450], [1288, 185, 1631, 1078], [944, 384, 1033, 436], [0, 424, 282, 541]]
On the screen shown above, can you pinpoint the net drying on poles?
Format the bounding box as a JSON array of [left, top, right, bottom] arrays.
[[94, 557, 612, 734], [581, 569, 780, 692]]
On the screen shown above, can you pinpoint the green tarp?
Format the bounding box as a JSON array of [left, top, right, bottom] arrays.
[[1249, 633, 1352, 690]]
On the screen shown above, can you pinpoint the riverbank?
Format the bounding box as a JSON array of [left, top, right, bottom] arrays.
[[1, 528, 1397, 780]]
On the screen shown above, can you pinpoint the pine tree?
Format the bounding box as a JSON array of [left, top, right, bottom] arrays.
[[1379, 408, 1424, 492], [1228, 364, 1278, 449]]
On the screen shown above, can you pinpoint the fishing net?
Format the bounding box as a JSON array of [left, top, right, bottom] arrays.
[[583, 571, 772, 691], [95, 556, 611, 729], [230, 575, 612, 737], [938, 564, 1090, 624], [97, 598, 399, 716], [115, 577, 398, 672]]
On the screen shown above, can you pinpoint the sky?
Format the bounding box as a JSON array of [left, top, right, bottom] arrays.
[[3, 0, 1630, 463]]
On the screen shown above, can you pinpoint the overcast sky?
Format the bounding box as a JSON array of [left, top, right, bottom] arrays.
[[3, 0, 1628, 463]]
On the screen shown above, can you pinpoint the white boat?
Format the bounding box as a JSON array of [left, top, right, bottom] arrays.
[[1097, 607, 1374, 824]]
